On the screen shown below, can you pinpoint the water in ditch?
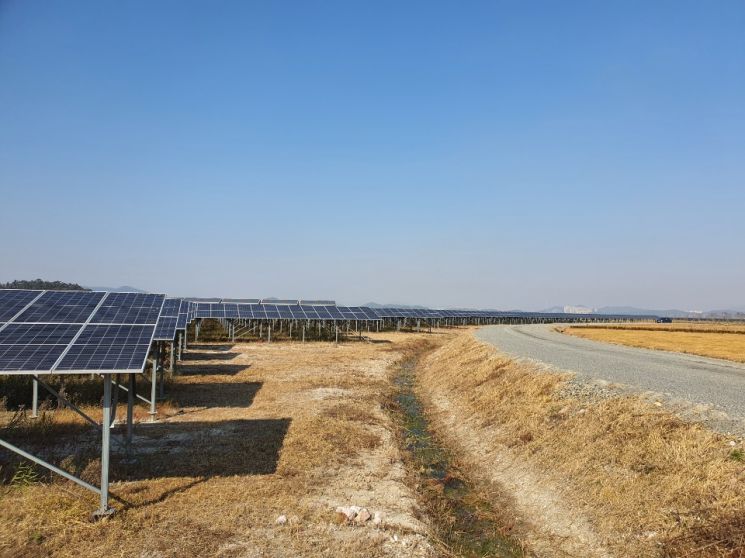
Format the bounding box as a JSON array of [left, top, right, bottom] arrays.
[[392, 356, 523, 557]]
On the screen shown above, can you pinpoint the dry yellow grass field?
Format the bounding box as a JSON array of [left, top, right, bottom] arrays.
[[0, 334, 441, 558], [563, 324, 745, 363], [417, 333, 745, 557]]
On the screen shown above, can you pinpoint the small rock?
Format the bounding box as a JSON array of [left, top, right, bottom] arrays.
[[276, 515, 287, 525], [373, 511, 383, 525], [729, 440, 737, 447], [335, 506, 362, 522], [355, 508, 371, 523]]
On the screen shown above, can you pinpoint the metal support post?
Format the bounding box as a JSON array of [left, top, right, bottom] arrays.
[[31, 377, 39, 418], [97, 375, 113, 517], [149, 344, 159, 421], [126, 373, 135, 451]]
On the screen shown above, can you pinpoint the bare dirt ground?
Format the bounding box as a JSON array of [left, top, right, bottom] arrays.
[[0, 333, 440, 558]]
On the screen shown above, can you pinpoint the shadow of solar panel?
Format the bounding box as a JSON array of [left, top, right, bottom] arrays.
[[56, 324, 154, 371], [15, 291, 106, 323], [0, 290, 42, 322], [91, 293, 164, 325]]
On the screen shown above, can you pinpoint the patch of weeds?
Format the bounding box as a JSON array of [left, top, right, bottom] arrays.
[[11, 462, 40, 487], [729, 448, 744, 462], [30, 531, 44, 545]]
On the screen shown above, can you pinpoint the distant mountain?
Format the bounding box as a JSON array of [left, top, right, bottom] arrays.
[[85, 285, 147, 293]]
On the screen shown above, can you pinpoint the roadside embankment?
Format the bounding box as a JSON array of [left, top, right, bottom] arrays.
[[416, 332, 745, 557]]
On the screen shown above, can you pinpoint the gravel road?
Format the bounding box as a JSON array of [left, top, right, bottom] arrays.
[[476, 324, 745, 421]]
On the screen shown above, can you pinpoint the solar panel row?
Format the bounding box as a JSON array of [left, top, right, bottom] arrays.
[[193, 303, 379, 321], [0, 289, 164, 374]]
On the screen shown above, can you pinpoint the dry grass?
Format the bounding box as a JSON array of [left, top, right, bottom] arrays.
[[0, 334, 440, 558], [563, 325, 745, 363], [417, 333, 745, 557]]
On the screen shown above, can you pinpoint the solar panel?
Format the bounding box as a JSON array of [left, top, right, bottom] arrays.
[[300, 305, 320, 320], [15, 291, 106, 324], [55, 324, 155, 372], [0, 344, 69, 372], [0, 291, 165, 374], [0, 290, 44, 322], [90, 292, 164, 325], [0, 323, 82, 345], [153, 316, 178, 341], [159, 298, 181, 317]]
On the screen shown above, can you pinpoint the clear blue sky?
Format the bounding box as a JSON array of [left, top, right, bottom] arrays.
[[1, 1, 743, 310]]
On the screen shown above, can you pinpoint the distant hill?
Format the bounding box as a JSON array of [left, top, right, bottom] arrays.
[[0, 279, 87, 291], [85, 285, 147, 293]]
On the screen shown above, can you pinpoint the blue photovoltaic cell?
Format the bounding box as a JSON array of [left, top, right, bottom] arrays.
[[15, 291, 106, 324], [159, 298, 181, 317], [176, 314, 188, 329], [153, 316, 178, 340], [56, 324, 154, 372], [300, 305, 320, 320], [90, 293, 164, 325], [0, 290, 42, 322], [0, 323, 82, 345], [0, 344, 69, 372]]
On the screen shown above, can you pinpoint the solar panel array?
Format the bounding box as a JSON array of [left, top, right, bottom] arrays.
[[193, 303, 379, 321], [0, 289, 656, 376], [0, 289, 165, 375]]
